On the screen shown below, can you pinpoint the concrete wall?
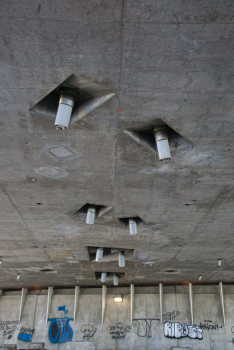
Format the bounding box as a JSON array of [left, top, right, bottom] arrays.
[[0, 286, 234, 350]]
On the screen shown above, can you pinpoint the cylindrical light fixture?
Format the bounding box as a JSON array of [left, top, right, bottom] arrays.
[[54, 92, 75, 130], [129, 219, 137, 235], [96, 248, 103, 262], [86, 207, 96, 225], [113, 274, 118, 286], [101, 272, 107, 283], [154, 126, 171, 161], [118, 252, 125, 267]]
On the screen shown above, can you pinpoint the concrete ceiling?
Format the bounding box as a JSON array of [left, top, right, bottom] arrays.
[[0, 0, 234, 289]]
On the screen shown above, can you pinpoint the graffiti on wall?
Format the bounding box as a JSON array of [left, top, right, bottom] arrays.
[[163, 311, 180, 321], [199, 320, 222, 331], [229, 326, 234, 344], [81, 325, 97, 340], [133, 319, 160, 338], [18, 327, 35, 342], [0, 320, 19, 339], [109, 322, 131, 340], [58, 306, 69, 315], [48, 306, 73, 343], [164, 322, 203, 340]]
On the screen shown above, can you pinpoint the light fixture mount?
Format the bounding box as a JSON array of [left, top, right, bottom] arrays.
[[114, 295, 123, 302], [30, 74, 115, 129], [123, 119, 192, 159]]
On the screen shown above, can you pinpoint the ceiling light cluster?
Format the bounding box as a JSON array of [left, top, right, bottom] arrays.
[[99, 272, 123, 286], [95, 248, 125, 268], [31, 77, 197, 287]]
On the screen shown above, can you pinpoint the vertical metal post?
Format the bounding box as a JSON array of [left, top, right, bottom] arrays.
[[19, 288, 27, 322], [159, 283, 163, 324], [46, 287, 53, 323], [74, 286, 80, 322], [130, 284, 134, 323], [219, 282, 225, 325], [102, 285, 107, 324], [189, 283, 194, 324]]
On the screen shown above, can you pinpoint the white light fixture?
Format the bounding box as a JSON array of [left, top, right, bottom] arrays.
[[101, 272, 107, 283], [17, 273, 21, 280], [154, 126, 171, 161], [118, 252, 125, 267], [96, 248, 103, 262], [114, 295, 122, 302], [218, 259, 222, 266], [113, 274, 119, 286], [129, 219, 137, 235], [199, 275, 202, 281], [54, 92, 75, 130], [86, 207, 96, 225]]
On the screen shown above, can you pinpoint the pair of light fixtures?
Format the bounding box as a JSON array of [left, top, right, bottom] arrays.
[[54, 92, 171, 161], [96, 248, 125, 267], [86, 207, 138, 235], [101, 272, 119, 286]]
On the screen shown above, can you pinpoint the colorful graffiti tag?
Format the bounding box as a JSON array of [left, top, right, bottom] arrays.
[[48, 318, 73, 343], [48, 307, 73, 343], [18, 327, 35, 342]]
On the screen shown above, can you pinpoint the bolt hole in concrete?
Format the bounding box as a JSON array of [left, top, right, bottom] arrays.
[[37, 202, 41, 205], [40, 269, 55, 272], [165, 270, 179, 274]]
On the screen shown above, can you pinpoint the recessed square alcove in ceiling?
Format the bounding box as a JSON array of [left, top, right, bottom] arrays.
[[95, 272, 125, 281], [88, 247, 134, 262], [123, 119, 192, 156], [116, 216, 147, 228], [75, 203, 113, 218], [29, 74, 115, 125]]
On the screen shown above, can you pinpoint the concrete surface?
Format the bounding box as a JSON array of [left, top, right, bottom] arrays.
[[0, 286, 233, 350], [0, 0, 234, 290]]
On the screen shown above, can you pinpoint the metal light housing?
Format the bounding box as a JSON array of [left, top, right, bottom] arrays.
[[113, 274, 119, 286], [101, 272, 107, 283], [86, 207, 96, 225], [118, 252, 125, 267], [54, 92, 75, 130], [96, 248, 103, 262], [154, 126, 171, 161], [129, 219, 137, 235]]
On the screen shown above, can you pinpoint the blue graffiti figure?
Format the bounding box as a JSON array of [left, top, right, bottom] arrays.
[[48, 318, 73, 343], [18, 333, 32, 342], [58, 306, 69, 315]]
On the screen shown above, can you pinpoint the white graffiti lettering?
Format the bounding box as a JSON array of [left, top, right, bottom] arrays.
[[164, 322, 203, 340]]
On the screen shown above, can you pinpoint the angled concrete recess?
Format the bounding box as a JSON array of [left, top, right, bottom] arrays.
[[29, 74, 115, 127], [116, 216, 147, 228], [123, 119, 192, 158], [75, 203, 113, 220], [95, 272, 125, 282], [88, 247, 134, 262]]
